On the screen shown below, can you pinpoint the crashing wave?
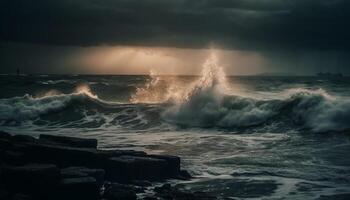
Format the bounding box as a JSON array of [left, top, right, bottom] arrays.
[[0, 85, 163, 129], [163, 87, 350, 132], [0, 85, 103, 122], [286, 89, 350, 132], [161, 54, 350, 132], [1, 54, 349, 133]]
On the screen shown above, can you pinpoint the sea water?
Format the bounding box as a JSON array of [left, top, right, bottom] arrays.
[[1, 57, 350, 199]]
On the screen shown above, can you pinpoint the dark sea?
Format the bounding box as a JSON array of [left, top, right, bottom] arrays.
[[1, 70, 350, 199]]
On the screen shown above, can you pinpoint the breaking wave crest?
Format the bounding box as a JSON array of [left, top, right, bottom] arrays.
[[0, 85, 107, 122], [164, 87, 350, 132], [286, 89, 350, 132], [1, 54, 349, 133], [160, 54, 350, 132], [0, 85, 164, 129]]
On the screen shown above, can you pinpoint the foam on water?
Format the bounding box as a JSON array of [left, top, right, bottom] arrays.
[[1, 54, 350, 133], [0, 85, 102, 122], [159, 53, 350, 132], [1, 57, 350, 199]]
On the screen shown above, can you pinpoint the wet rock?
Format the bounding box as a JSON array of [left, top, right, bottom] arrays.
[[59, 177, 99, 200], [61, 166, 105, 186], [178, 170, 192, 180], [20, 142, 104, 168], [12, 135, 37, 144], [20, 143, 182, 182], [0, 134, 37, 153], [2, 150, 26, 165], [98, 149, 147, 157], [39, 134, 97, 149], [106, 155, 168, 182], [103, 183, 137, 200], [12, 193, 32, 200], [0, 138, 12, 150], [1, 132, 186, 185], [0, 131, 12, 140], [2, 164, 60, 198], [148, 155, 180, 177], [0, 189, 10, 200], [0, 132, 14, 150]]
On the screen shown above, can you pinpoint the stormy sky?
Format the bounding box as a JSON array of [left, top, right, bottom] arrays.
[[1, 0, 350, 75]]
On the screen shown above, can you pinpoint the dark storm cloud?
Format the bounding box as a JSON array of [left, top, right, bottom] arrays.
[[0, 0, 350, 50]]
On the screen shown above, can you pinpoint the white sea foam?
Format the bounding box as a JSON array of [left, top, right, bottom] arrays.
[[1, 55, 349, 132], [162, 54, 277, 127], [287, 89, 350, 132], [160, 54, 350, 132], [0, 85, 100, 122], [39, 79, 77, 85]]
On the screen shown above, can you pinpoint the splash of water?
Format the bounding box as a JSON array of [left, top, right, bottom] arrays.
[[34, 84, 98, 99], [74, 84, 99, 99], [183, 53, 228, 101], [130, 70, 165, 103], [130, 52, 228, 104]]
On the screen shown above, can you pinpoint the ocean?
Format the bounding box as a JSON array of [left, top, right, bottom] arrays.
[[1, 61, 350, 199]]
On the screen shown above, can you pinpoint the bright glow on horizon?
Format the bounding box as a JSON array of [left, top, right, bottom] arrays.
[[67, 46, 266, 76]]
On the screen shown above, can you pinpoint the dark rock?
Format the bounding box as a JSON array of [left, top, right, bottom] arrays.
[[0, 134, 37, 154], [148, 155, 180, 177], [103, 183, 137, 200], [61, 166, 105, 186], [178, 170, 192, 180], [39, 134, 98, 149], [2, 150, 26, 165], [20, 142, 104, 168], [12, 135, 37, 144], [0, 189, 10, 200], [98, 149, 147, 157], [2, 134, 184, 183], [0, 133, 193, 200], [20, 142, 180, 182], [106, 156, 168, 182], [0, 133, 37, 152], [0, 131, 12, 140], [0, 138, 12, 150], [12, 193, 32, 200], [2, 164, 60, 198], [59, 177, 99, 200]]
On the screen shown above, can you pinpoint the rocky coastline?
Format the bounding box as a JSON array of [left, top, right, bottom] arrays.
[[0, 131, 216, 200]]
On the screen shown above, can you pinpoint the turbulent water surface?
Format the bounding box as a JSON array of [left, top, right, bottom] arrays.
[[1, 59, 350, 199]]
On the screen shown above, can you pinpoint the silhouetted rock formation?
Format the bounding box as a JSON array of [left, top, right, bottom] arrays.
[[0, 131, 207, 200], [39, 134, 98, 148]]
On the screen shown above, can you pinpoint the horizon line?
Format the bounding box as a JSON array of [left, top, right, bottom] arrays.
[[1, 73, 347, 77]]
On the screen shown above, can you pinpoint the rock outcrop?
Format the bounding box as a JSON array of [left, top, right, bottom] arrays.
[[0, 131, 205, 200]]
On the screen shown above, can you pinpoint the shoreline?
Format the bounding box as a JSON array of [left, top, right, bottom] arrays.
[[0, 131, 216, 200]]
